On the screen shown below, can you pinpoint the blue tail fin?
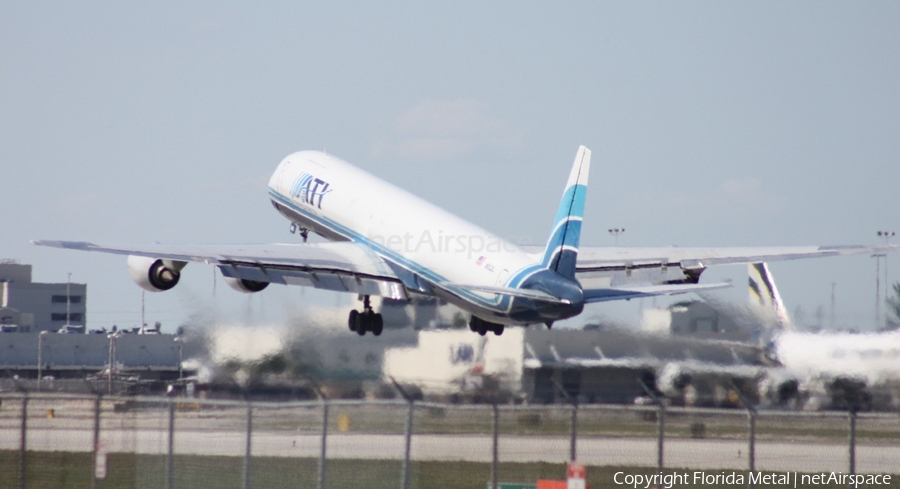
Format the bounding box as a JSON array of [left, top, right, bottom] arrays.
[[540, 146, 591, 280]]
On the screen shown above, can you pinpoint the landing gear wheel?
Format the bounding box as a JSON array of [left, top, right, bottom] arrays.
[[352, 295, 380, 337], [372, 313, 383, 336], [356, 314, 368, 336], [470, 316, 503, 336], [348, 310, 359, 332], [477, 322, 488, 335]]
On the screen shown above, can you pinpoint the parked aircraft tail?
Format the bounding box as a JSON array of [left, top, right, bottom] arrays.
[[748, 262, 791, 329]]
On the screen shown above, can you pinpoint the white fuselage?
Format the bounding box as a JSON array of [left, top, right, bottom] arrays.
[[267, 151, 545, 323]]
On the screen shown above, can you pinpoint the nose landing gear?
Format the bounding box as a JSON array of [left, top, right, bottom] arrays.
[[348, 295, 383, 336], [289, 223, 310, 242], [468, 316, 505, 336]]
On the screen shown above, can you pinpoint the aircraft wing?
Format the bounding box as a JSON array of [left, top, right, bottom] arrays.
[[558, 244, 900, 288], [32, 240, 409, 299], [574, 244, 899, 269]]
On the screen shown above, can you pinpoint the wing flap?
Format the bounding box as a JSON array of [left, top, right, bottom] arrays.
[[32, 240, 408, 299], [574, 244, 899, 271], [446, 283, 570, 304]]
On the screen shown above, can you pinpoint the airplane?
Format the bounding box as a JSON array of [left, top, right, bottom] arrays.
[[33, 146, 899, 337], [738, 260, 900, 410]]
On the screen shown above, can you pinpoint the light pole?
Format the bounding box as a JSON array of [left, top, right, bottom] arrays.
[[608, 228, 625, 246], [107, 332, 119, 394], [875, 231, 896, 329], [66, 272, 71, 326], [878, 231, 895, 288], [37, 331, 48, 391], [173, 336, 184, 381], [830, 282, 836, 331]]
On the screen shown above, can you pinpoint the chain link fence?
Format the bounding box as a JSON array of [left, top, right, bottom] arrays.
[[1, 393, 899, 489]]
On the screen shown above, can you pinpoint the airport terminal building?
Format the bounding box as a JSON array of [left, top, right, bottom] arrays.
[[0, 260, 86, 333], [0, 260, 186, 388]]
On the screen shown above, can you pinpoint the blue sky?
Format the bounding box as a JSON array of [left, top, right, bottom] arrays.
[[2, 3, 898, 332]]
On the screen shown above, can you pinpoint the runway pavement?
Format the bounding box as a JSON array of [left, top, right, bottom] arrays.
[[1, 426, 897, 474]]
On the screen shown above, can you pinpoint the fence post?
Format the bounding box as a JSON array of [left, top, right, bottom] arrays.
[[748, 411, 756, 486], [317, 401, 329, 489], [848, 410, 856, 476], [166, 400, 175, 489], [729, 380, 756, 489], [639, 381, 664, 476], [19, 395, 28, 489], [243, 403, 252, 489], [657, 402, 665, 476], [390, 377, 416, 489], [570, 404, 578, 462], [91, 394, 101, 489], [550, 377, 578, 461], [402, 400, 414, 489], [491, 403, 499, 489]]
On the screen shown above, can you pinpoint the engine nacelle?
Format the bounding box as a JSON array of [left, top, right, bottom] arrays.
[[127, 255, 186, 292], [223, 276, 269, 293]]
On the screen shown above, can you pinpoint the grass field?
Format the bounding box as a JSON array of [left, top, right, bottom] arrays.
[[2, 451, 898, 489]]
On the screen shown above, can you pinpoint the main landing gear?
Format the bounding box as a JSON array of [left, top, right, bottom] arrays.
[[469, 316, 505, 336], [348, 295, 383, 336]]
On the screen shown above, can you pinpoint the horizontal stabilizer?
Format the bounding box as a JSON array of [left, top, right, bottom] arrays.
[[446, 283, 571, 304], [583, 282, 731, 303]]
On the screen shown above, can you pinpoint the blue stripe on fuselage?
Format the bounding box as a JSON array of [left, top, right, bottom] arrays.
[[269, 189, 542, 315]]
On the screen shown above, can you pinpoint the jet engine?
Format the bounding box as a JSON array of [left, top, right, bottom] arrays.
[[223, 276, 270, 293], [127, 255, 186, 292]]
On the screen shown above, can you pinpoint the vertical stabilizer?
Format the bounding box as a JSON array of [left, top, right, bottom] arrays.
[[541, 146, 591, 280], [748, 262, 791, 329]]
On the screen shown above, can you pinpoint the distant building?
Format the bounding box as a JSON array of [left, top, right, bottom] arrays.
[[0, 331, 185, 381], [384, 326, 769, 406], [641, 300, 761, 343], [0, 306, 34, 332], [384, 329, 525, 401], [0, 260, 86, 332]]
